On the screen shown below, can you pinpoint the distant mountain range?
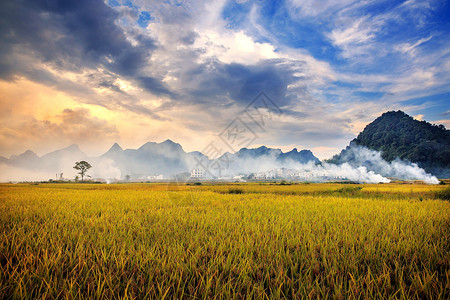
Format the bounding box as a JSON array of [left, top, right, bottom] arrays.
[[0, 140, 320, 180], [1, 110, 448, 181], [329, 110, 450, 178], [6, 144, 87, 171]]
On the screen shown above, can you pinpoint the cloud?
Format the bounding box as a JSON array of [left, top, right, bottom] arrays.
[[0, 107, 118, 156], [0, 0, 448, 162], [137, 76, 176, 97], [414, 114, 424, 121], [287, 0, 359, 18], [0, 0, 151, 76], [178, 60, 301, 107], [395, 36, 432, 57], [431, 119, 450, 128], [324, 0, 440, 64], [328, 16, 381, 58], [0, 0, 171, 104], [193, 30, 278, 65]]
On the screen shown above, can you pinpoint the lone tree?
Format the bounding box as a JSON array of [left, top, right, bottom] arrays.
[[73, 161, 92, 182]]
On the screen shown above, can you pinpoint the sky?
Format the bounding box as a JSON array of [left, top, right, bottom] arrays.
[[0, 0, 449, 160]]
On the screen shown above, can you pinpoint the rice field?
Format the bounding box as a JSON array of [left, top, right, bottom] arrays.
[[0, 182, 449, 299]]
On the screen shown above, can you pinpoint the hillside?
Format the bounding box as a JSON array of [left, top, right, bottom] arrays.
[[0, 141, 320, 181], [330, 111, 450, 177]]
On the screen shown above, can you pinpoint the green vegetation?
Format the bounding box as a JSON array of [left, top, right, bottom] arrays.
[[227, 187, 245, 194], [343, 110, 450, 176], [0, 183, 449, 299], [435, 186, 450, 200], [73, 161, 92, 182]]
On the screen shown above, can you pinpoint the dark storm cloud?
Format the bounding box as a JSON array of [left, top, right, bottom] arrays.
[[0, 0, 304, 111], [137, 76, 176, 98], [178, 59, 301, 108], [0, 0, 160, 89]]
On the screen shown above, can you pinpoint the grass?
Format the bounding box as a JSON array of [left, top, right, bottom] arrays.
[[226, 188, 245, 194], [435, 187, 450, 200], [0, 183, 449, 299]]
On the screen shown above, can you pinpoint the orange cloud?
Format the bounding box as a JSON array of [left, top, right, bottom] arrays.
[[0, 78, 119, 156]]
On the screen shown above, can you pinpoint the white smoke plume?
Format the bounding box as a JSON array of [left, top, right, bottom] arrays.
[[328, 145, 439, 184], [208, 145, 439, 184], [90, 158, 122, 182]]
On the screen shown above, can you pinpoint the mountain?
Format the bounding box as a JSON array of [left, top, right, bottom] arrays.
[[209, 145, 320, 177], [229, 146, 319, 164], [97, 140, 186, 177], [123, 139, 189, 177], [329, 111, 450, 177], [40, 144, 87, 171], [9, 150, 40, 168], [186, 151, 209, 171], [2, 145, 87, 172], [0, 141, 320, 181], [101, 143, 126, 163], [236, 146, 282, 158], [279, 148, 320, 164], [103, 142, 320, 179], [103, 143, 123, 156]]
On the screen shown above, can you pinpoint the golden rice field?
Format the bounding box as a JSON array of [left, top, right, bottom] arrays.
[[0, 182, 449, 299]]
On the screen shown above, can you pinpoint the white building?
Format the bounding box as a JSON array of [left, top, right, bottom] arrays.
[[147, 174, 164, 180], [191, 169, 204, 178]]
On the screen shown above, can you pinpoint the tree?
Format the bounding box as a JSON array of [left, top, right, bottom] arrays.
[[73, 161, 92, 182]]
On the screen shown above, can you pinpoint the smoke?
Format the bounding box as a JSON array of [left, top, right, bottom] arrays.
[[90, 158, 121, 182], [0, 163, 55, 182], [210, 151, 282, 175], [205, 155, 388, 183], [0, 144, 439, 184], [0, 156, 122, 183], [329, 145, 439, 184], [208, 145, 439, 184]]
